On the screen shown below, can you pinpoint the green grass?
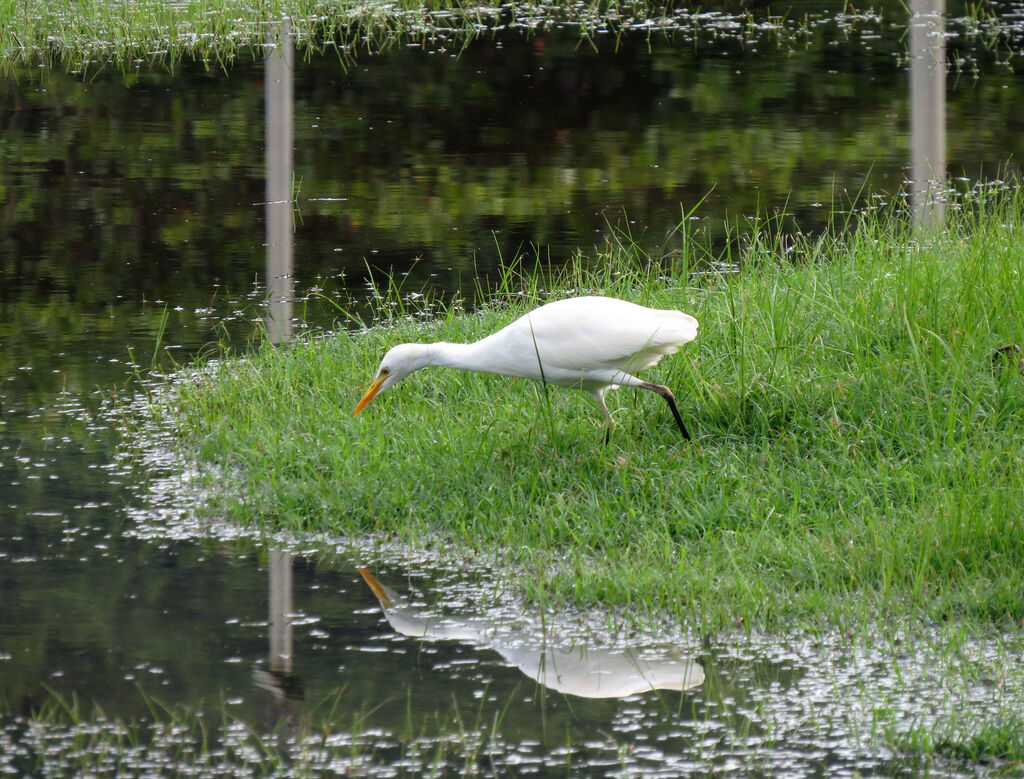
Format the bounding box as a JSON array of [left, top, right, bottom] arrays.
[[144, 184, 1024, 631], [892, 711, 1024, 774], [0, 0, 481, 72], [7, 0, 1013, 75], [0, 0, 711, 73], [3, 0, 1020, 75]]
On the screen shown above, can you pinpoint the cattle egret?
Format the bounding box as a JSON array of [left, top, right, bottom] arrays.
[[353, 295, 698, 440]]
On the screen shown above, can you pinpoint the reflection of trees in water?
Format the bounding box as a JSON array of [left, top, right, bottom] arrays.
[[1, 21, 1018, 404], [0, 10, 969, 527]]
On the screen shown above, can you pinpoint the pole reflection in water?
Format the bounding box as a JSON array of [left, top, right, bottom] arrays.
[[909, 0, 946, 232], [358, 568, 704, 699], [268, 550, 295, 678], [264, 19, 295, 345], [253, 549, 304, 740]]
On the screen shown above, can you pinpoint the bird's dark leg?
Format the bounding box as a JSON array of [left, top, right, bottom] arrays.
[[640, 382, 691, 441], [595, 390, 615, 445]]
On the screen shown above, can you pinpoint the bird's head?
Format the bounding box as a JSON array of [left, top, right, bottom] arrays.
[[353, 343, 431, 415]]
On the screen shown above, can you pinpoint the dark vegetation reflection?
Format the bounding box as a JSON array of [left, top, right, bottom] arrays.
[[1, 14, 1021, 384]]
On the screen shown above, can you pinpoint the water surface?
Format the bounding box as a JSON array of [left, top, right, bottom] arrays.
[[2, 3, 1024, 774]]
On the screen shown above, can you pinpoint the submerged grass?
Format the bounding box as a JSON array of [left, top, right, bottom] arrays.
[[0, 0, 755, 74], [4, 687, 514, 777], [145, 185, 1024, 631], [896, 714, 1024, 772], [0, 0, 483, 73], [7, 0, 1018, 75], [9, 632, 1024, 776]]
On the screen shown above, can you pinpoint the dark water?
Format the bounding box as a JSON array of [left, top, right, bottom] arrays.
[[2, 3, 1024, 774]]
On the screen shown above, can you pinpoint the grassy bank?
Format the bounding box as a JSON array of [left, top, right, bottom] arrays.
[[148, 186, 1024, 631], [0, 0, 727, 72], [5, 0, 1015, 74], [0, 0, 485, 71]]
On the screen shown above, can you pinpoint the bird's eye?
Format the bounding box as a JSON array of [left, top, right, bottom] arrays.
[[380, 367, 390, 376]]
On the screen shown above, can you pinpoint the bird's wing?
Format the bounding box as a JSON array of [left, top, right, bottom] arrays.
[[519, 297, 697, 374]]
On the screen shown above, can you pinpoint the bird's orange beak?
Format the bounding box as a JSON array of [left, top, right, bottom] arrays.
[[353, 374, 386, 415], [357, 567, 393, 608]]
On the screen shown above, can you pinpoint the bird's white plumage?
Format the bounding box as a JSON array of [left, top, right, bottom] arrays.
[[354, 295, 698, 438], [461, 295, 697, 391]]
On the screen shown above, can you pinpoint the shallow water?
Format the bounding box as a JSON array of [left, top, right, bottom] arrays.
[[2, 2, 1024, 774]]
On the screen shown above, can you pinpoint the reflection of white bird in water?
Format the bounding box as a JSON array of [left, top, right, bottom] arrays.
[[354, 296, 699, 440], [357, 568, 704, 698], [503, 643, 704, 699]]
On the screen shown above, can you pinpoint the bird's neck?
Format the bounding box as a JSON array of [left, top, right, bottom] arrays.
[[427, 341, 491, 373]]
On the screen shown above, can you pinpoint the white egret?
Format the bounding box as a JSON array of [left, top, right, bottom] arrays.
[[353, 295, 699, 440]]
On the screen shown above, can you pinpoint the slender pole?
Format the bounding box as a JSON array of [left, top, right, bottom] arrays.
[[265, 20, 295, 345], [909, 0, 946, 234]]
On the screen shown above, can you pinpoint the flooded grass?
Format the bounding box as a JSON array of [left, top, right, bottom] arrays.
[[2, 0, 1022, 74], [5, 623, 1024, 776], [0, 0, 460, 72], [897, 714, 1024, 770], [2, 686, 513, 777], [134, 183, 1024, 633]]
